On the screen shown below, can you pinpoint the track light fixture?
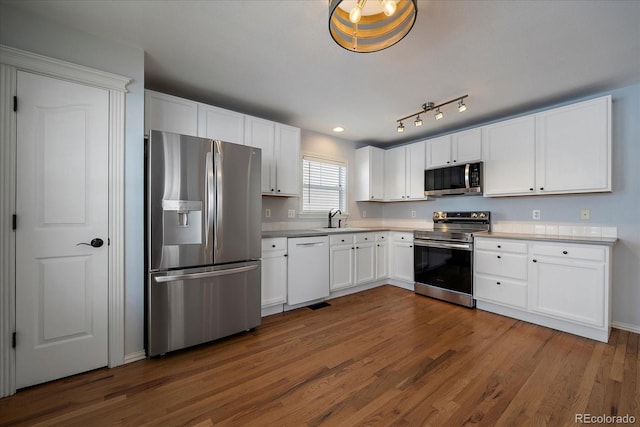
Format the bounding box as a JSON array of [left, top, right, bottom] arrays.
[[396, 95, 468, 131]]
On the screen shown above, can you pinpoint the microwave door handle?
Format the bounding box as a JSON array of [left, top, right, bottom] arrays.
[[464, 163, 471, 189]]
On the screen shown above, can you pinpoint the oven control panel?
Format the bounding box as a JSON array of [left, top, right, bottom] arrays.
[[433, 211, 490, 222]]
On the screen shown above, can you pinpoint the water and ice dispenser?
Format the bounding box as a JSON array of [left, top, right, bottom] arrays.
[[161, 199, 203, 245]]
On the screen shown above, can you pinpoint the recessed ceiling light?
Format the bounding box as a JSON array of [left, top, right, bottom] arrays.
[[333, 126, 345, 132]]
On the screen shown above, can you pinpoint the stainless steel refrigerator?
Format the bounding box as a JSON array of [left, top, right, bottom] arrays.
[[145, 130, 261, 356]]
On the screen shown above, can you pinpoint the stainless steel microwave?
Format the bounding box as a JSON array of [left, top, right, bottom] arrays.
[[424, 162, 483, 197]]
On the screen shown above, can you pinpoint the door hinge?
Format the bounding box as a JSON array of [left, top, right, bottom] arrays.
[[12, 332, 16, 348], [12, 214, 17, 230], [13, 96, 17, 112]]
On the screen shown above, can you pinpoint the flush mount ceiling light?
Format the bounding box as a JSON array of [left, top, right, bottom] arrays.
[[397, 95, 469, 132], [329, 0, 418, 53]]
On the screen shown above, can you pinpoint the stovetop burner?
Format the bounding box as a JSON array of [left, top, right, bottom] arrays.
[[414, 211, 491, 243]]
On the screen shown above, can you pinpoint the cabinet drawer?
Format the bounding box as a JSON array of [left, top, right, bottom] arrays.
[[355, 233, 375, 243], [475, 275, 527, 308], [393, 232, 413, 243], [330, 234, 354, 246], [262, 238, 287, 252], [475, 238, 527, 254], [531, 243, 605, 262], [475, 251, 528, 280], [375, 233, 388, 242]]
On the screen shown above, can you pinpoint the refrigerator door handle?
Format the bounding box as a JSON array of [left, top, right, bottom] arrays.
[[214, 140, 223, 256], [205, 150, 214, 248], [154, 264, 259, 283]]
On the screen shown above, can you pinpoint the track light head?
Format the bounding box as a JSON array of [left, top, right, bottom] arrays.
[[414, 116, 423, 127], [397, 122, 405, 133], [434, 108, 444, 120], [458, 99, 467, 113]]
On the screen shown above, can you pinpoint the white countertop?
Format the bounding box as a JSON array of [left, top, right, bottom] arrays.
[[474, 231, 617, 246]]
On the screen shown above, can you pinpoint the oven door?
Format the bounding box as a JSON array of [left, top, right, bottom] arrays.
[[413, 240, 474, 307]]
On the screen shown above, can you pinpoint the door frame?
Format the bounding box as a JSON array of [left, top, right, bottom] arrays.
[[0, 45, 130, 397]]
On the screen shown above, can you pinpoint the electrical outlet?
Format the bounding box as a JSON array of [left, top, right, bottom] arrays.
[[265, 208, 271, 218], [287, 209, 295, 218], [532, 209, 541, 220], [411, 210, 416, 218], [362, 210, 367, 218], [580, 208, 591, 220]]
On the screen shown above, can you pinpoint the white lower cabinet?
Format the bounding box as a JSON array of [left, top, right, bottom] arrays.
[[375, 233, 388, 279], [529, 243, 607, 327], [330, 233, 376, 291], [390, 232, 414, 283], [474, 237, 611, 342], [261, 238, 288, 307]]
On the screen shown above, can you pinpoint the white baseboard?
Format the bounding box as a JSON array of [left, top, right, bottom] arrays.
[[386, 278, 415, 291], [612, 321, 640, 335], [124, 350, 146, 364], [261, 304, 284, 317]]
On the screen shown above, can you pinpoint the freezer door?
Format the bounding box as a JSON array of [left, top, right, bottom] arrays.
[[214, 140, 262, 264], [148, 131, 214, 270], [147, 261, 261, 356]]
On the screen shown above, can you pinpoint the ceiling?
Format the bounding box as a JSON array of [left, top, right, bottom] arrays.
[[3, 0, 640, 146]]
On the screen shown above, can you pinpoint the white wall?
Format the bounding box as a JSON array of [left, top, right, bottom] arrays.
[[0, 5, 146, 356]]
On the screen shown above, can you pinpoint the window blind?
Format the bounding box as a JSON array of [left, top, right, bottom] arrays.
[[302, 157, 346, 213]]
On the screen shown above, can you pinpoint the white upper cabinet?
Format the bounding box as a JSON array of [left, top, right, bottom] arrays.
[[426, 128, 481, 169], [144, 90, 198, 136], [384, 142, 426, 201], [535, 96, 611, 194], [197, 104, 245, 144], [245, 117, 300, 196], [355, 146, 385, 201], [274, 123, 301, 196], [482, 115, 537, 196], [483, 96, 611, 197]]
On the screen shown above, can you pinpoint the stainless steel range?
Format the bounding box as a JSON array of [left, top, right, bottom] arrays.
[[414, 211, 491, 308]]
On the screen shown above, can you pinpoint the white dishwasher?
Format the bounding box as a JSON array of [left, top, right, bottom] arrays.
[[287, 236, 330, 305]]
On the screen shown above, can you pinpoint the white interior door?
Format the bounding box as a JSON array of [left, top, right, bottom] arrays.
[[15, 71, 109, 389]]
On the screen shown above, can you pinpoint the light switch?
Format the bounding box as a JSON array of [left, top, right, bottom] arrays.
[[580, 208, 591, 220], [532, 210, 541, 220], [288, 209, 295, 218]]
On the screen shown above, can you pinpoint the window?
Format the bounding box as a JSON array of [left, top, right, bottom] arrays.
[[302, 156, 346, 213]]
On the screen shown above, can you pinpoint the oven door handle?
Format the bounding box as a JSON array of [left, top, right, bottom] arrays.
[[414, 240, 473, 251]]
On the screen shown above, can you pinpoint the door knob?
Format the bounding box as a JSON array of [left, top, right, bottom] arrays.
[[77, 238, 104, 248]]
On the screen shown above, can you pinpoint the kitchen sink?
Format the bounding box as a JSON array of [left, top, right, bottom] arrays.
[[312, 227, 368, 233]]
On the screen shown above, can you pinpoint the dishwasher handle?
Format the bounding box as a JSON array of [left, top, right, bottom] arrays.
[[295, 242, 325, 247]]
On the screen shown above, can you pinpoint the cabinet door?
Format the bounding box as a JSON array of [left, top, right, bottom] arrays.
[[261, 252, 287, 307], [144, 90, 198, 136], [275, 124, 300, 196], [330, 245, 354, 291], [354, 242, 376, 285], [245, 116, 275, 194], [426, 135, 452, 169], [384, 146, 406, 200], [530, 256, 606, 327], [535, 96, 611, 194], [370, 147, 385, 200], [375, 242, 388, 279], [197, 104, 245, 144], [392, 242, 414, 282], [452, 127, 482, 163], [406, 141, 426, 199], [482, 115, 536, 196]]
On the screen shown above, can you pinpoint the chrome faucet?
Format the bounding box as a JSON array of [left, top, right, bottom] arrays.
[[328, 208, 342, 228]]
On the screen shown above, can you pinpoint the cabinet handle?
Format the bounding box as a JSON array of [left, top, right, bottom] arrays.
[[272, 244, 276, 248], [409, 245, 413, 248], [453, 159, 457, 163], [284, 254, 288, 257], [401, 237, 404, 240], [497, 245, 501, 248], [562, 250, 568, 255], [341, 239, 345, 242], [529, 188, 534, 191], [446, 161, 450, 164], [496, 281, 501, 285], [532, 259, 537, 263], [377, 244, 380, 247], [277, 189, 281, 192], [364, 237, 368, 240], [539, 187, 544, 190], [271, 188, 275, 192], [497, 255, 501, 259], [371, 196, 374, 199], [352, 247, 355, 250]]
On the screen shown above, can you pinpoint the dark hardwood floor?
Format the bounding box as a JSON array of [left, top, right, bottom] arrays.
[[1, 285, 638, 426]]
